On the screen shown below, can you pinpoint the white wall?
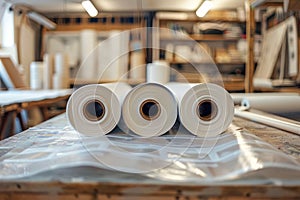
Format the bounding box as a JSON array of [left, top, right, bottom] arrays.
[[1, 3, 14, 48]]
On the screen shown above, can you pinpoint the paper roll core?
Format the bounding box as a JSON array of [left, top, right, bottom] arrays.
[[197, 99, 218, 121], [83, 100, 106, 122], [140, 99, 161, 121]]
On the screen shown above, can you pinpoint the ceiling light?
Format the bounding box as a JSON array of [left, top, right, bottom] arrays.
[[82, 0, 98, 17], [196, 0, 212, 18]]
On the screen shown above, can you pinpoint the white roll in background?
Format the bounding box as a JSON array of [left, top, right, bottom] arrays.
[[165, 43, 174, 61], [122, 83, 177, 137], [116, 30, 130, 81], [30, 61, 43, 90], [175, 45, 191, 62], [166, 82, 234, 137], [53, 53, 69, 89], [241, 95, 300, 114], [67, 82, 132, 136], [43, 54, 54, 89], [79, 29, 98, 80], [230, 92, 299, 105], [98, 31, 130, 81], [129, 51, 145, 80], [147, 60, 170, 84]]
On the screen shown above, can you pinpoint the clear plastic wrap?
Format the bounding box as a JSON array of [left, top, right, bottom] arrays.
[[0, 114, 299, 183]]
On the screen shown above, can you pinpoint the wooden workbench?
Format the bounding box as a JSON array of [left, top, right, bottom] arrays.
[[0, 89, 72, 139], [0, 114, 299, 199]]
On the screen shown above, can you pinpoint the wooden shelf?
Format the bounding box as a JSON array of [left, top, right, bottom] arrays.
[[176, 73, 245, 91], [155, 11, 247, 92], [160, 34, 241, 42], [254, 86, 300, 93], [69, 78, 145, 86], [170, 61, 245, 65], [190, 34, 241, 41], [156, 11, 245, 23]]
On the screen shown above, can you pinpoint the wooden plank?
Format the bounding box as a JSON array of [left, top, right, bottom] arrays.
[[254, 87, 300, 93], [157, 11, 242, 22], [21, 96, 70, 109], [246, 0, 255, 93], [0, 182, 299, 199], [170, 61, 245, 65], [287, 0, 300, 10], [251, 0, 283, 8], [160, 35, 240, 42], [54, 24, 142, 32], [0, 57, 27, 89], [190, 34, 240, 41]]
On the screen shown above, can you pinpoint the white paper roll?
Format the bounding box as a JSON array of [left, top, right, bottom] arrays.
[[118, 30, 130, 81], [166, 82, 234, 137], [30, 61, 43, 90], [129, 51, 145, 80], [79, 29, 98, 80], [43, 54, 54, 89], [235, 108, 300, 136], [231, 92, 299, 105], [122, 83, 177, 137], [165, 43, 174, 61], [67, 82, 132, 136], [147, 60, 170, 84], [52, 74, 64, 90], [53, 53, 69, 89], [97, 31, 130, 81], [241, 96, 300, 114], [175, 45, 191, 62]]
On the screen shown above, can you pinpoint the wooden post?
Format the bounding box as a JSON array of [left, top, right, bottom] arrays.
[[245, 0, 255, 93]]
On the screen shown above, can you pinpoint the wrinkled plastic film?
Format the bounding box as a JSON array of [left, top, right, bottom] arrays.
[[0, 114, 299, 182]]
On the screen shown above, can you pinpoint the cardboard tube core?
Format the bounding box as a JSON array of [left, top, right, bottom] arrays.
[[197, 99, 217, 121], [140, 99, 161, 121], [83, 99, 105, 122]]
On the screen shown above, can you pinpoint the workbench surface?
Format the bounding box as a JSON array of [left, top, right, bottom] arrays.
[[0, 114, 299, 199]]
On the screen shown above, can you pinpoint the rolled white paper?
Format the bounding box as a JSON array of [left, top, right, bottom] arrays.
[[165, 43, 174, 61], [30, 61, 43, 90], [129, 51, 145, 80], [147, 60, 170, 84], [43, 54, 54, 89], [166, 82, 234, 137], [175, 45, 191, 62], [67, 82, 132, 136], [235, 108, 300, 136], [231, 92, 299, 105], [122, 83, 177, 137], [79, 29, 98, 80], [97, 31, 130, 81], [53, 53, 69, 89], [241, 96, 300, 114]]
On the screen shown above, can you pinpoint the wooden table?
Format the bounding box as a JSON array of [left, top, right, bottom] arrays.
[[0, 89, 72, 139], [0, 113, 299, 199], [0, 103, 21, 139]]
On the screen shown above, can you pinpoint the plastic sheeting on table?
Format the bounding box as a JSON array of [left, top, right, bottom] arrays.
[[0, 114, 299, 183]]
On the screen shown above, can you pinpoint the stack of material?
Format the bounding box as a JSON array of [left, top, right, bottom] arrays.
[[29, 53, 70, 90], [254, 16, 298, 88]]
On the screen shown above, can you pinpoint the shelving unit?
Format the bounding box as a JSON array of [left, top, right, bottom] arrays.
[[154, 11, 246, 91], [246, 0, 300, 93], [41, 13, 151, 87]]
